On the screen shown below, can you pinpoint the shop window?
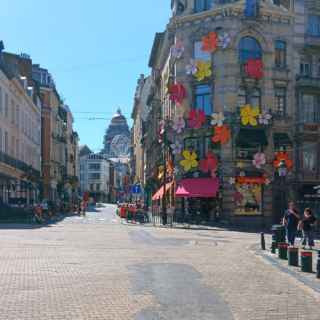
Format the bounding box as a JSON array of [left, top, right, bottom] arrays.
[[275, 87, 286, 117], [302, 144, 317, 172], [235, 184, 262, 216], [239, 36, 262, 64], [275, 40, 286, 68], [195, 84, 213, 115]]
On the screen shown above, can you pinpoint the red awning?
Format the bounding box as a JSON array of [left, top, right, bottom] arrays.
[[176, 178, 219, 198], [152, 182, 173, 201]]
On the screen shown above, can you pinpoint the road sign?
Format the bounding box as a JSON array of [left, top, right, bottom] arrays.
[[132, 184, 141, 194]]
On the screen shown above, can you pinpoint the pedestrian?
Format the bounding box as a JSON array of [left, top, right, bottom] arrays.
[[282, 201, 300, 245], [299, 208, 317, 250]]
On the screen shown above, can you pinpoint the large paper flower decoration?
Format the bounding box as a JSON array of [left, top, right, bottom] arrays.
[[199, 152, 218, 174], [195, 61, 212, 81], [212, 125, 231, 145], [180, 150, 198, 172], [244, 58, 264, 79], [240, 105, 260, 126], [170, 140, 183, 155], [219, 33, 231, 49], [258, 112, 272, 125], [171, 40, 184, 59], [202, 32, 218, 53], [211, 112, 225, 127], [186, 59, 198, 76], [273, 152, 293, 170], [188, 109, 206, 129], [172, 116, 185, 134], [168, 83, 186, 106], [252, 152, 266, 169]]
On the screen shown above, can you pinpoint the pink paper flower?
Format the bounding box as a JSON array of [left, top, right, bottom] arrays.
[[171, 40, 184, 59], [168, 83, 186, 106], [172, 117, 185, 134], [188, 109, 206, 129], [252, 152, 266, 169]]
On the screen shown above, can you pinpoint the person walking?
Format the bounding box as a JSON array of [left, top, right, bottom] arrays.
[[299, 208, 317, 250], [283, 201, 300, 245]]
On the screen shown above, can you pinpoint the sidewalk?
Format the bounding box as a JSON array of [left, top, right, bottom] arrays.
[[256, 238, 320, 295]]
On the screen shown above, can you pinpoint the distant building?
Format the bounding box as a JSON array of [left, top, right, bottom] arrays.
[[80, 153, 111, 203], [102, 109, 131, 158]]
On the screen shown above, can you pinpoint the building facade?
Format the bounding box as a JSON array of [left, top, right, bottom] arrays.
[[0, 48, 41, 205], [80, 153, 111, 203], [137, 0, 320, 227]]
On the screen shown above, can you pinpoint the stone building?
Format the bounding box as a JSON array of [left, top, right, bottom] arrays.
[[32, 65, 79, 203], [102, 109, 131, 158], [0, 47, 41, 204], [140, 0, 320, 227]]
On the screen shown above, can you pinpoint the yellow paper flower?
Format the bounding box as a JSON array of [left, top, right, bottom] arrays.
[[195, 61, 212, 81], [180, 150, 198, 172], [240, 105, 260, 126]]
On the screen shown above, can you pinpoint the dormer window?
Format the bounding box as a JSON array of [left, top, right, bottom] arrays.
[[194, 0, 213, 13]]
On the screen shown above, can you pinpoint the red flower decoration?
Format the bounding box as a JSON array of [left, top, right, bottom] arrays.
[[200, 152, 218, 174], [202, 32, 218, 53], [244, 59, 264, 79], [168, 83, 186, 106], [273, 152, 293, 170], [188, 109, 206, 129], [212, 125, 231, 144]]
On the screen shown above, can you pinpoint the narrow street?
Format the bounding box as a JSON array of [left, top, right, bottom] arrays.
[[0, 205, 319, 320]]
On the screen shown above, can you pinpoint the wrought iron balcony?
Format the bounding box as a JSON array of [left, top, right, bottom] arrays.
[[296, 75, 320, 89]]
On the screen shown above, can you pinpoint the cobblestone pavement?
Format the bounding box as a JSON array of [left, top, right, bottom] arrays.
[[0, 205, 319, 320]]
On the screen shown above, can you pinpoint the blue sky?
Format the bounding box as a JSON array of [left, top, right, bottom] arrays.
[[0, 0, 171, 152]]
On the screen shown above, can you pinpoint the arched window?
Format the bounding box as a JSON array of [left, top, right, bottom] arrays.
[[239, 36, 262, 63]]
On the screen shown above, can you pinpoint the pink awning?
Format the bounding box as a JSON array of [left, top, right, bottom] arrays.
[[176, 178, 219, 198], [152, 182, 173, 201]]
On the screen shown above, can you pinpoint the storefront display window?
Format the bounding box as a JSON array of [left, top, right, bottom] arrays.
[[235, 184, 262, 215]]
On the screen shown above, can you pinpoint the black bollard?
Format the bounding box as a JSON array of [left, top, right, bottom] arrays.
[[261, 232, 266, 250], [317, 250, 320, 279]]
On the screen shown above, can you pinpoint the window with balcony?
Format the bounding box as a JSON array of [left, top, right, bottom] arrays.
[[238, 87, 261, 106], [300, 61, 312, 77], [302, 144, 317, 173], [194, 0, 213, 13], [307, 15, 320, 37], [195, 84, 213, 115], [275, 87, 287, 117], [301, 94, 320, 123], [89, 173, 100, 180], [239, 37, 262, 64], [275, 40, 286, 68]]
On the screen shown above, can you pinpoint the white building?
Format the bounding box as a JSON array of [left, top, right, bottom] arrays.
[[80, 153, 111, 202], [0, 49, 41, 205]]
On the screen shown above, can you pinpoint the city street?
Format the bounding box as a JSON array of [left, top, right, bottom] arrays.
[[0, 205, 319, 320]]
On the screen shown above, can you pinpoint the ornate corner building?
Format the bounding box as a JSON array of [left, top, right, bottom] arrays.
[[131, 0, 320, 227]]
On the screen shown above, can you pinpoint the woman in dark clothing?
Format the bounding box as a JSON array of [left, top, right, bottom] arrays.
[[283, 202, 300, 245], [299, 208, 317, 249]]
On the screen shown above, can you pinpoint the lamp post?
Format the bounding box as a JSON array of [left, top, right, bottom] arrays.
[[278, 159, 288, 220]]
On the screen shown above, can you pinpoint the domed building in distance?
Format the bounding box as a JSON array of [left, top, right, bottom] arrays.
[[102, 108, 131, 158]]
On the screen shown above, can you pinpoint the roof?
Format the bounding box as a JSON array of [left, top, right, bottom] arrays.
[[148, 32, 165, 68]]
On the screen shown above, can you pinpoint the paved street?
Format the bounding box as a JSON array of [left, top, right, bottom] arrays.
[[0, 205, 319, 320]]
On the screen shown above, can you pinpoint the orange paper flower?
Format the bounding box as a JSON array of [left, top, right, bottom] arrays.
[[273, 152, 293, 170], [202, 32, 218, 53], [212, 125, 231, 145]]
